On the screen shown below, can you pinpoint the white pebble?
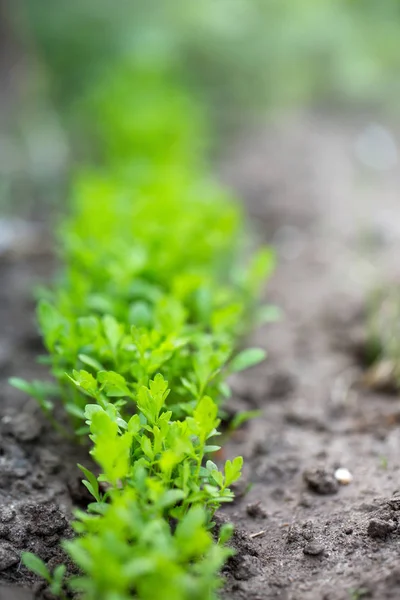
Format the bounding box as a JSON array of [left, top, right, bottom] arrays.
[[334, 468, 353, 485]]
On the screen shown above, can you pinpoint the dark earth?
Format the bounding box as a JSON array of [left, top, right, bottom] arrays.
[[1, 114, 400, 598]]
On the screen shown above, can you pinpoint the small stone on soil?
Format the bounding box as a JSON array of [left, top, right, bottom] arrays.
[[334, 467, 353, 485], [303, 542, 325, 556], [303, 467, 339, 495]]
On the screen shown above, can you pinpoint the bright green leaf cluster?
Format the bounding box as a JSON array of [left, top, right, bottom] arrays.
[[13, 61, 274, 599]]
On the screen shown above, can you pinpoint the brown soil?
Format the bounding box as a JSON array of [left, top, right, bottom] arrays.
[[0, 227, 91, 599], [1, 114, 400, 599], [219, 114, 400, 600]]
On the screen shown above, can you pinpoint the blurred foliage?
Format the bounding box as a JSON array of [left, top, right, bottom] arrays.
[[2, 0, 400, 216], [22, 0, 400, 125]]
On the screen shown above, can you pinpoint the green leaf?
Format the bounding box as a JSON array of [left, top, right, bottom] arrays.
[[98, 370, 131, 397], [141, 435, 153, 460], [229, 409, 262, 431], [210, 470, 224, 487], [103, 315, 123, 353], [129, 301, 153, 327], [229, 348, 266, 373], [68, 370, 98, 398], [66, 403, 86, 419], [79, 353, 104, 371], [37, 300, 64, 352], [219, 522, 234, 545], [9, 378, 54, 412], [224, 456, 243, 487], [50, 564, 66, 595], [21, 552, 51, 582], [206, 460, 218, 472], [204, 445, 221, 453], [159, 489, 186, 509], [194, 396, 219, 442], [246, 247, 275, 293], [218, 381, 231, 398], [9, 378, 35, 396], [257, 304, 283, 324], [78, 464, 100, 502]]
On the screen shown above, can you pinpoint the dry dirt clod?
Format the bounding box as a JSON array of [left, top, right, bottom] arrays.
[[230, 554, 260, 581], [387, 496, 400, 511], [303, 467, 339, 495], [0, 507, 16, 524], [0, 543, 19, 571], [367, 518, 396, 539], [246, 502, 268, 519], [10, 413, 43, 443]]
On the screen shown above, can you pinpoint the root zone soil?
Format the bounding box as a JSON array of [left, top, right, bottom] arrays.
[[2, 114, 400, 599]]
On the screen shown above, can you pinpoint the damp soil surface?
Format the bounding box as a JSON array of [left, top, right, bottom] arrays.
[[1, 114, 400, 599]]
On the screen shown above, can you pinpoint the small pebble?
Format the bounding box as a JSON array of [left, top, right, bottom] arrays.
[[334, 468, 353, 485], [303, 542, 325, 556]]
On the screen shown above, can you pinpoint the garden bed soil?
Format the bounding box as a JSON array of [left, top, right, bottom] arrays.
[[1, 114, 400, 599]]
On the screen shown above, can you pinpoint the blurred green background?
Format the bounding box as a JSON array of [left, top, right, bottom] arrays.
[[1, 0, 400, 217]]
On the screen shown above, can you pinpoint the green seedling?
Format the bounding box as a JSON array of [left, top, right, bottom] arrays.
[[22, 553, 67, 599]]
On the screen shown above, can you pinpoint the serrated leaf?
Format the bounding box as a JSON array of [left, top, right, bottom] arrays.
[[98, 370, 131, 397], [224, 456, 243, 487], [69, 370, 98, 397]]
